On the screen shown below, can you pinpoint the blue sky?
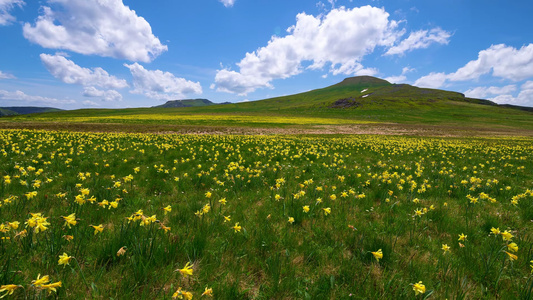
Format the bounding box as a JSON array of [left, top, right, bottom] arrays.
[[1, 0, 533, 109]]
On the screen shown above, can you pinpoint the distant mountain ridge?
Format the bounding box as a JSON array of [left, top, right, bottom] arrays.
[[0, 106, 62, 116]]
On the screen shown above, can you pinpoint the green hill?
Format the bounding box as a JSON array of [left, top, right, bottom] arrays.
[[2, 76, 533, 135], [152, 98, 215, 108], [0, 106, 62, 116]]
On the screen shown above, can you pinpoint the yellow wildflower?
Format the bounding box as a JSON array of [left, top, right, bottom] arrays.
[[202, 287, 213, 297], [507, 242, 518, 253], [501, 230, 513, 241], [172, 287, 193, 299], [58, 253, 72, 267], [31, 274, 50, 287], [62, 213, 77, 228], [458, 233, 467, 241], [303, 205, 310, 213], [412, 281, 425, 295], [371, 249, 383, 262], [233, 222, 242, 232], [90, 224, 104, 235], [178, 262, 193, 277], [442, 244, 451, 255], [504, 251, 517, 261], [0, 284, 22, 297]]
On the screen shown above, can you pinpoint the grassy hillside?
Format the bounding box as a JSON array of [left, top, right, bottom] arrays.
[[2, 76, 533, 134], [0, 106, 62, 116], [153, 98, 216, 108]]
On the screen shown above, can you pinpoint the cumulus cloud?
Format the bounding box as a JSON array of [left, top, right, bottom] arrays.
[[83, 87, 123, 102], [124, 63, 202, 100], [486, 81, 533, 106], [384, 28, 451, 56], [23, 0, 167, 62], [214, 6, 403, 95], [0, 0, 23, 25], [0, 70, 15, 79], [413, 72, 447, 89], [415, 44, 533, 89], [82, 100, 99, 106], [464, 85, 517, 99], [219, 0, 236, 7], [40, 53, 128, 89], [0, 89, 75, 104]]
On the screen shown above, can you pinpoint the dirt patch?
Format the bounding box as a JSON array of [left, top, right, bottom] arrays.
[[1, 121, 533, 137]]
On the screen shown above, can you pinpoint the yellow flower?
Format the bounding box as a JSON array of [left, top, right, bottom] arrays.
[[63, 235, 74, 242], [371, 249, 383, 262], [172, 287, 193, 299], [412, 281, 426, 295], [178, 262, 193, 277], [58, 253, 72, 267], [224, 216, 231, 223], [490, 227, 501, 235], [414, 208, 423, 217], [90, 224, 104, 235], [458, 233, 467, 241], [38, 281, 61, 295], [330, 194, 336, 201], [0, 284, 22, 297], [62, 213, 77, 228], [7, 221, 19, 230], [288, 217, 295, 224], [303, 205, 310, 213], [501, 230, 513, 241], [205, 191, 212, 198], [323, 207, 331, 216], [507, 242, 518, 253], [233, 222, 242, 232], [504, 251, 517, 261], [31, 274, 50, 287], [202, 287, 213, 297], [442, 244, 451, 255], [219, 198, 227, 205]]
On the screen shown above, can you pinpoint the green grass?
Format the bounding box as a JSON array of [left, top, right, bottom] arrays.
[[0, 129, 532, 299]]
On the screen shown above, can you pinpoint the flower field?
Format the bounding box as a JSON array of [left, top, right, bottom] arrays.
[[0, 129, 532, 299]]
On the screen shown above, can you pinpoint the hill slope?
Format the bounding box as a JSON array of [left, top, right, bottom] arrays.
[[0, 106, 62, 116], [152, 99, 214, 108], [2, 76, 533, 134]]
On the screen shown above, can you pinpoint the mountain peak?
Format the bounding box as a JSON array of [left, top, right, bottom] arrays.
[[333, 76, 391, 87]]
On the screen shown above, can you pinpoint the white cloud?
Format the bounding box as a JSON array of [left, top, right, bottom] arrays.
[[0, 70, 15, 79], [415, 44, 533, 89], [449, 44, 533, 82], [413, 72, 447, 89], [82, 100, 99, 106], [385, 66, 414, 83], [464, 85, 517, 99], [23, 0, 167, 62], [40, 54, 128, 89], [124, 63, 202, 100], [385, 28, 451, 56], [0, 89, 75, 104], [0, 0, 23, 25], [487, 81, 533, 106], [219, 0, 236, 7], [214, 6, 403, 95], [83, 87, 123, 102]]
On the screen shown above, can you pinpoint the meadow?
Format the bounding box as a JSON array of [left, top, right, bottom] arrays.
[[0, 129, 532, 299]]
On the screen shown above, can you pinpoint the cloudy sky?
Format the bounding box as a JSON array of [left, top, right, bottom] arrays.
[[1, 0, 532, 109]]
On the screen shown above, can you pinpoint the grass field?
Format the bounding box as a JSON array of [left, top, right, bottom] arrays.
[[1, 129, 532, 299]]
